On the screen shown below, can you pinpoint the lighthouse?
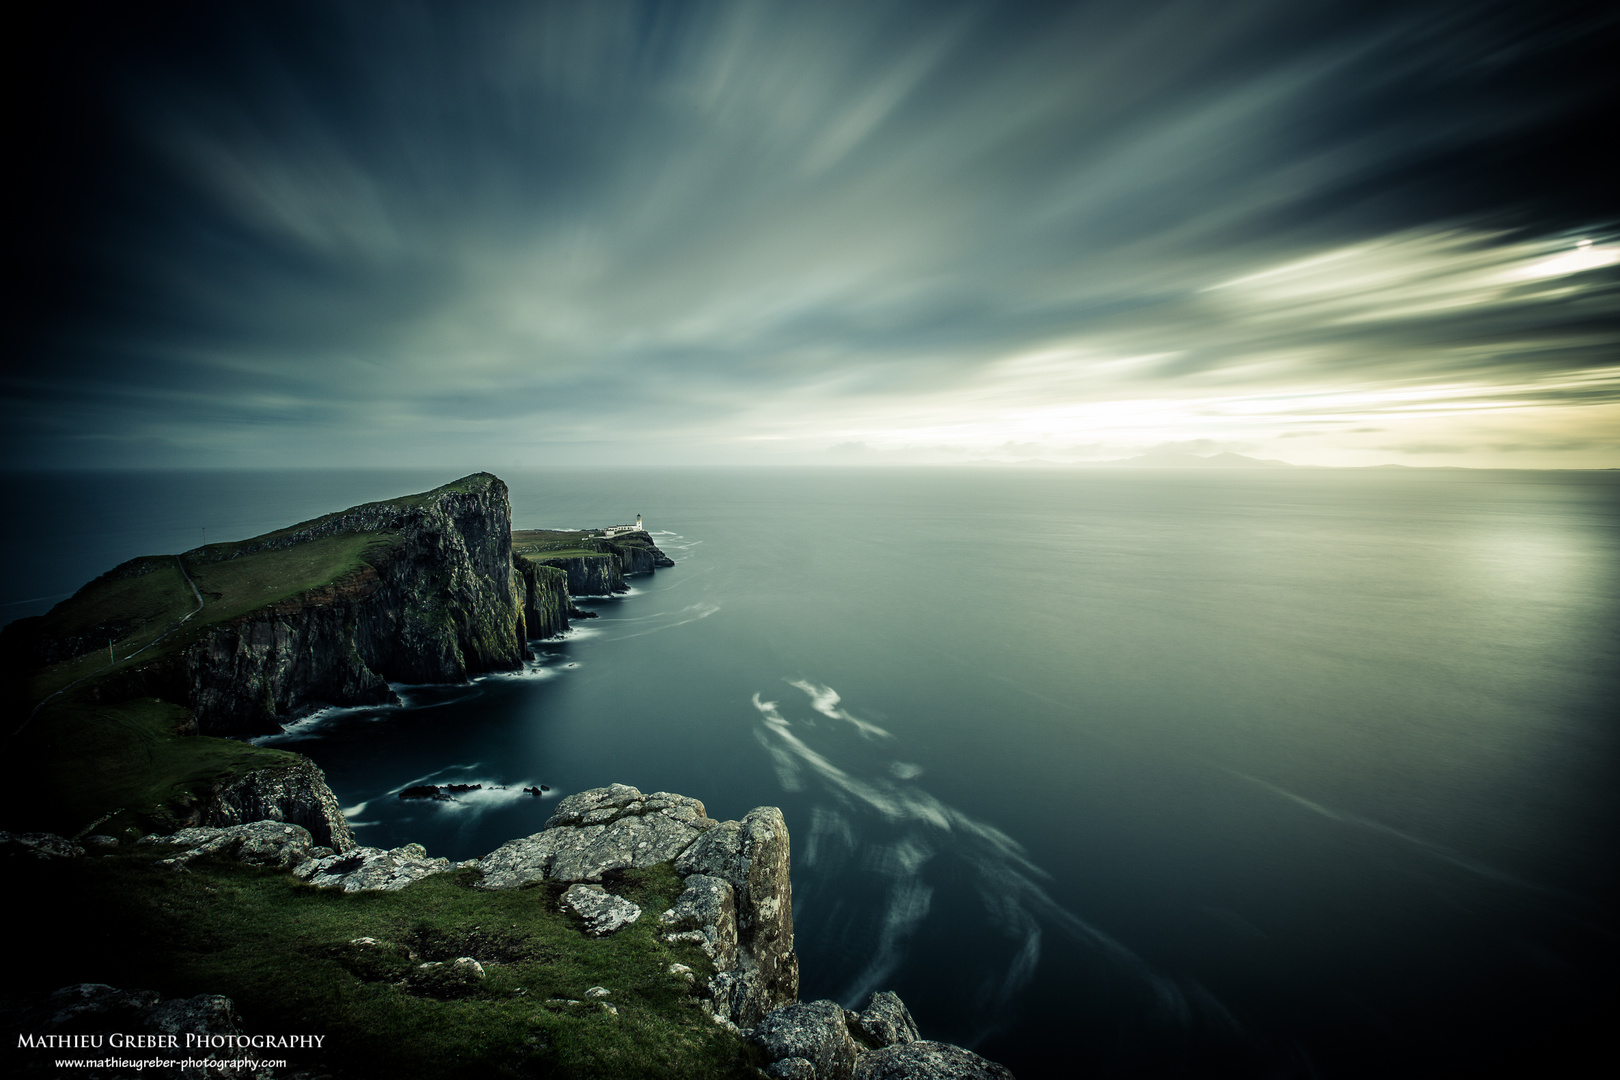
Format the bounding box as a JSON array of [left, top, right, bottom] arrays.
[[635, 513, 643, 531]]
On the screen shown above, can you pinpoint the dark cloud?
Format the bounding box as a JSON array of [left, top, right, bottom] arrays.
[[5, 0, 1616, 467]]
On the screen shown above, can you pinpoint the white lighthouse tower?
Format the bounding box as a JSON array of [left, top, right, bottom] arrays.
[[635, 513, 643, 531]]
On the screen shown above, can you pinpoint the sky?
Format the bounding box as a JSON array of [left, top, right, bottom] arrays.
[[6, 0, 1617, 470]]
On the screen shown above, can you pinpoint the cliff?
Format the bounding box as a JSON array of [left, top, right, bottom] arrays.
[[9, 474, 543, 737], [523, 552, 627, 597]]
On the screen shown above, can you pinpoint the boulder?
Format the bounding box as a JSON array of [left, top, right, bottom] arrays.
[[748, 1000, 861, 1080], [0, 831, 84, 860], [853, 1041, 1016, 1080], [562, 883, 643, 936], [751, 994, 1014, 1080], [855, 990, 921, 1049], [293, 842, 452, 891]]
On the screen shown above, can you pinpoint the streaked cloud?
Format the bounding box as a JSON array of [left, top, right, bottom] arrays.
[[5, 0, 1615, 468]]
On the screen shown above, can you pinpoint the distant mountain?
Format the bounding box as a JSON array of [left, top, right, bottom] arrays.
[[1108, 449, 1294, 468]]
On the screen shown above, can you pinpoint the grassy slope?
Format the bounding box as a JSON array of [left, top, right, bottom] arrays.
[[13, 850, 761, 1080]]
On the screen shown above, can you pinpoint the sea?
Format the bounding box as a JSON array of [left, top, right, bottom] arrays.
[[3, 466, 1616, 1078]]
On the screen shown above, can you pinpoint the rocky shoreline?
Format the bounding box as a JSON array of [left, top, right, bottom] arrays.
[[4, 781, 1014, 1079]]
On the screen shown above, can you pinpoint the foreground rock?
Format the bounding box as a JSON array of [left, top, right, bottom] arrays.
[[0, 831, 85, 860], [292, 842, 452, 891], [562, 883, 643, 936], [749, 992, 1013, 1080], [477, 783, 798, 1028]]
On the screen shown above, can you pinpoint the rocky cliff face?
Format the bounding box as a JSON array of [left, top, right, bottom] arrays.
[[120, 474, 534, 736], [524, 553, 626, 597], [513, 559, 575, 640]]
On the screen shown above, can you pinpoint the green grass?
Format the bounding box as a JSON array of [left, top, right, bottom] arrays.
[[14, 850, 762, 1080], [0, 696, 299, 839]]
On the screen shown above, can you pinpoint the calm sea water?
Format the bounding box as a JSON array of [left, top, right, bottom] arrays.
[[3, 467, 1617, 1078]]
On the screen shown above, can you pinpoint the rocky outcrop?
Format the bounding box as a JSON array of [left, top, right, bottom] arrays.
[[600, 533, 675, 574], [204, 754, 356, 851], [476, 783, 798, 1029], [749, 992, 1014, 1080], [476, 784, 718, 887], [673, 806, 799, 1028], [292, 842, 453, 892], [0, 831, 85, 860], [139, 820, 320, 870]]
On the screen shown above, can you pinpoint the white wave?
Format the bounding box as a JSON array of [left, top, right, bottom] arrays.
[[753, 677, 1226, 1032], [786, 679, 892, 740], [342, 800, 369, 818], [615, 601, 720, 640], [251, 700, 398, 744]]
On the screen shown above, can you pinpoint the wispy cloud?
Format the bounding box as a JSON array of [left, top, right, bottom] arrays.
[[6, 0, 1614, 468]]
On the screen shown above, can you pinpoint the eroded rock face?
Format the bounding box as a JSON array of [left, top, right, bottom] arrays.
[[675, 806, 799, 1027], [659, 873, 739, 969], [293, 842, 452, 892], [476, 784, 718, 887], [562, 883, 643, 936], [204, 754, 356, 852], [101, 474, 533, 737]]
